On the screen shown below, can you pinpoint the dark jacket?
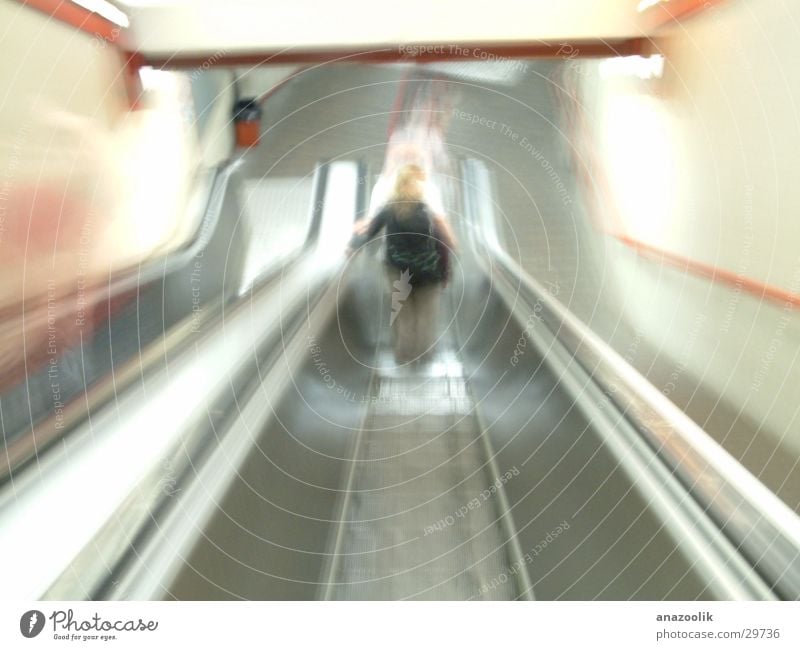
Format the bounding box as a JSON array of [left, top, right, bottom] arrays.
[[351, 201, 448, 286]]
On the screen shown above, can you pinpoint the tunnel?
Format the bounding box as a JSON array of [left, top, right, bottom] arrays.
[[1, 0, 800, 611]]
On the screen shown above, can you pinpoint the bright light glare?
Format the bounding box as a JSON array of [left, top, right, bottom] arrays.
[[599, 55, 665, 80], [318, 162, 359, 266], [117, 0, 190, 4], [138, 66, 177, 91], [603, 94, 677, 242], [73, 0, 130, 27], [121, 69, 196, 261], [637, 0, 667, 12]]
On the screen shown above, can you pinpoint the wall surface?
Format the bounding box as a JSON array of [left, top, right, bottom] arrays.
[[571, 0, 800, 508], [0, 0, 216, 389]]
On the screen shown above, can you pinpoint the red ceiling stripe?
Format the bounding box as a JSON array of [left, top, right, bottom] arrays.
[[20, 0, 122, 42], [143, 38, 648, 69], [641, 0, 729, 32]]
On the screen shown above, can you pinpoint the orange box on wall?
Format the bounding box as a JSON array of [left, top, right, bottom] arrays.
[[235, 120, 261, 147], [233, 99, 262, 148]]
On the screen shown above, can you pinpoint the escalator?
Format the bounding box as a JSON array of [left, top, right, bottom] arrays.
[[133, 162, 787, 601], [2, 64, 799, 602], [1, 155, 795, 601]]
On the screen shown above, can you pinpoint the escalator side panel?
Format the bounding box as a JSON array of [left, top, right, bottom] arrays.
[[166, 286, 376, 599], [457, 282, 716, 600]]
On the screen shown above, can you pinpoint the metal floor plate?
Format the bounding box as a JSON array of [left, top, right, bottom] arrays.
[[326, 347, 517, 600]]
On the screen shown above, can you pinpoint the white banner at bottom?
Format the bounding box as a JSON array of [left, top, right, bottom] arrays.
[[1, 601, 798, 649]]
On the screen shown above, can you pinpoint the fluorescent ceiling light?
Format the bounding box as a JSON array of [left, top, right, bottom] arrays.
[[599, 54, 665, 80], [116, 1, 191, 5], [73, 0, 130, 27], [636, 0, 667, 12], [138, 66, 179, 91]]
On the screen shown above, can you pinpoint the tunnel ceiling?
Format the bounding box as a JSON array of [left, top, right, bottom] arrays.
[[117, 0, 649, 58]]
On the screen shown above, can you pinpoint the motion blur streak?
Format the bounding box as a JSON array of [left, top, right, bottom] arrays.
[[1, 0, 799, 602]]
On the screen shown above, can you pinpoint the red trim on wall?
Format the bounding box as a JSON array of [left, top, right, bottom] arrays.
[[21, 0, 121, 41], [641, 0, 729, 32], [144, 38, 648, 69], [616, 235, 800, 309], [256, 65, 313, 105], [556, 44, 800, 312], [386, 70, 412, 139], [121, 50, 146, 110]]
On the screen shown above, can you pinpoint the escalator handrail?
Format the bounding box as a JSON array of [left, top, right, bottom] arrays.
[[0, 161, 329, 487], [0, 160, 357, 600], [465, 158, 800, 600]]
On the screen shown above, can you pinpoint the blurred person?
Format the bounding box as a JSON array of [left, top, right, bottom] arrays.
[[361, 135, 445, 222], [349, 164, 455, 363]]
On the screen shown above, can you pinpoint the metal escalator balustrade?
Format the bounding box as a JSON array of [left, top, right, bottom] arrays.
[[136, 162, 787, 601], [4, 150, 797, 601], [0, 159, 360, 600], [461, 157, 800, 600]]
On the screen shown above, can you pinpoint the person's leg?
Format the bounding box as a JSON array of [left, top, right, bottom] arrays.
[[412, 282, 442, 360], [386, 266, 414, 363], [395, 302, 417, 363]]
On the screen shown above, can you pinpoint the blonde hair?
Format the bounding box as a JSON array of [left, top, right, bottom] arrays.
[[391, 164, 425, 216]]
